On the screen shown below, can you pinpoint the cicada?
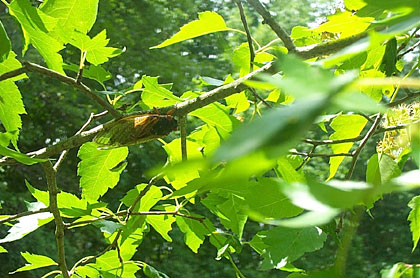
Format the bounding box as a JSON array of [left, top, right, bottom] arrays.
[[94, 112, 177, 148]]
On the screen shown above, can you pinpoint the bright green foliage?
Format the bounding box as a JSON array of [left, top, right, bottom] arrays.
[[11, 252, 57, 273], [176, 216, 210, 253], [151, 11, 229, 49], [0, 52, 26, 146], [250, 226, 327, 270], [64, 63, 112, 88], [77, 142, 128, 201], [366, 154, 401, 185], [40, 0, 98, 34], [381, 262, 420, 278], [0, 146, 47, 165], [0, 246, 7, 253], [70, 30, 122, 66], [0, 21, 10, 63], [146, 214, 176, 242], [328, 114, 368, 180], [9, 0, 65, 73], [408, 196, 420, 251], [141, 76, 182, 107]]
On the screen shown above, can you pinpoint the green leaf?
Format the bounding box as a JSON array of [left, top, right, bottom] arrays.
[[225, 91, 250, 114], [141, 76, 182, 108], [327, 114, 368, 180], [250, 226, 327, 270], [0, 146, 47, 165], [176, 216, 210, 253], [146, 215, 176, 242], [312, 11, 372, 38], [9, 0, 64, 73], [366, 153, 401, 185], [40, 0, 99, 34], [70, 30, 122, 66], [0, 21, 11, 63], [143, 264, 161, 278], [121, 184, 162, 211], [411, 124, 420, 168], [0, 52, 27, 145], [77, 142, 128, 201], [0, 246, 7, 253], [95, 250, 140, 276], [93, 220, 122, 235], [151, 11, 229, 49], [11, 252, 57, 273], [408, 196, 420, 251], [64, 64, 111, 88], [0, 202, 53, 243], [216, 193, 248, 237]]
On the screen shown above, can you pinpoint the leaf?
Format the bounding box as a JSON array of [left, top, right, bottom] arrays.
[[151, 11, 229, 49], [327, 114, 368, 180], [77, 142, 128, 201], [10, 252, 57, 273], [366, 154, 401, 185], [121, 184, 162, 212], [141, 76, 182, 108], [146, 215, 176, 242], [9, 0, 64, 73], [0, 52, 27, 145], [408, 196, 420, 251], [176, 216, 210, 253], [250, 226, 327, 270], [143, 264, 161, 278], [40, 0, 99, 34], [70, 30, 122, 66], [93, 220, 122, 235], [216, 193, 248, 237], [64, 64, 111, 88], [411, 124, 420, 168], [0, 21, 11, 63], [0, 202, 53, 243], [313, 11, 372, 38], [225, 91, 250, 114], [0, 246, 7, 253], [95, 250, 140, 276], [0, 146, 47, 165]]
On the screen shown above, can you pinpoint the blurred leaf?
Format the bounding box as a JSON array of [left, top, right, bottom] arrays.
[[250, 226, 327, 270], [313, 11, 372, 38], [0, 21, 11, 63], [225, 91, 249, 114], [0, 246, 6, 253], [411, 124, 420, 168], [379, 38, 398, 77], [328, 114, 368, 180], [9, 0, 64, 73], [408, 196, 420, 251], [77, 142, 128, 201], [10, 252, 57, 274], [151, 11, 229, 49]]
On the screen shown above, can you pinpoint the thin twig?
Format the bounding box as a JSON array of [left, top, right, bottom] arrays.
[[179, 116, 187, 161], [295, 145, 316, 171], [303, 135, 365, 146], [397, 40, 420, 60], [0, 207, 50, 224], [76, 51, 87, 84], [245, 0, 296, 52], [53, 111, 108, 171], [388, 91, 420, 107], [235, 0, 255, 70], [41, 161, 70, 278], [345, 114, 382, 180], [249, 87, 272, 108], [0, 66, 26, 82]]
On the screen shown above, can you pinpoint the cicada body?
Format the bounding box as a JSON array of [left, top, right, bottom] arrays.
[[94, 113, 177, 148]]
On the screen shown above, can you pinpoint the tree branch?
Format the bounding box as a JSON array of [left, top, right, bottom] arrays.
[[0, 207, 50, 224], [245, 0, 296, 52], [235, 0, 255, 69], [388, 91, 420, 107], [0, 66, 26, 82], [179, 116, 188, 161], [289, 150, 353, 158], [41, 161, 70, 278], [345, 114, 382, 180]]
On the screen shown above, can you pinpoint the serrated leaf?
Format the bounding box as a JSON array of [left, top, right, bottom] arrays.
[[408, 196, 420, 251], [216, 193, 248, 237], [96, 250, 140, 276], [0, 53, 27, 145], [64, 64, 111, 88], [225, 91, 250, 113], [9, 0, 64, 73], [328, 114, 368, 180], [11, 252, 57, 273], [146, 215, 175, 242], [70, 30, 122, 66], [78, 142, 128, 201], [250, 227, 327, 270], [0, 21, 11, 63], [151, 11, 229, 49], [141, 76, 182, 108], [40, 0, 98, 34]]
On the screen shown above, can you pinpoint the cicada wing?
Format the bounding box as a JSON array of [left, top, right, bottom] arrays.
[[94, 117, 136, 148]]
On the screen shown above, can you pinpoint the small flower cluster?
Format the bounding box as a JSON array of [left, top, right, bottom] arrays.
[[377, 102, 420, 159]]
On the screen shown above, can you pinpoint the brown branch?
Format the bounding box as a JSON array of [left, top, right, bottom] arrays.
[[295, 145, 316, 171], [304, 135, 365, 145], [41, 161, 70, 278], [21, 62, 121, 118], [0, 66, 26, 82], [245, 0, 296, 52], [0, 207, 50, 224], [375, 119, 420, 134], [235, 0, 255, 69], [388, 91, 420, 107], [345, 114, 382, 180], [397, 40, 420, 60], [179, 116, 187, 161], [0, 62, 274, 166]]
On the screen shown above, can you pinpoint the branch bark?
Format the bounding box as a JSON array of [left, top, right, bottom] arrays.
[[41, 161, 70, 278], [0, 207, 50, 224]]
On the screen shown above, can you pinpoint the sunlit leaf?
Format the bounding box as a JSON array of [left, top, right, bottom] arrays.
[[10, 252, 57, 274], [151, 11, 229, 49], [0, 21, 11, 63], [408, 196, 420, 251]]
